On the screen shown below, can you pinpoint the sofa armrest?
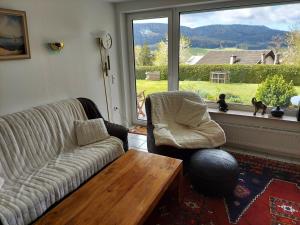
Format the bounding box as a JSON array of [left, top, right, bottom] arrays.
[[77, 97, 129, 152], [105, 121, 129, 152]]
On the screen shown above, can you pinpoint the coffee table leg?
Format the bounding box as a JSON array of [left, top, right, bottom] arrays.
[[177, 168, 183, 204], [168, 165, 183, 204], [178, 168, 183, 204]]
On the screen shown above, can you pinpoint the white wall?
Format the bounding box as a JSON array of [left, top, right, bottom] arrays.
[[0, 0, 123, 123], [210, 113, 300, 160]]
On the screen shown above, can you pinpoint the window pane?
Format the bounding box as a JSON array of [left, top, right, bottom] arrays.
[[179, 3, 300, 109], [132, 18, 168, 120]]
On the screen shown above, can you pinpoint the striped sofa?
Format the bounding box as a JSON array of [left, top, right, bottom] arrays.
[[0, 99, 127, 225]]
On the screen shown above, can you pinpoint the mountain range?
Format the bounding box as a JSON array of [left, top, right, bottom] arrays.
[[133, 23, 287, 50]]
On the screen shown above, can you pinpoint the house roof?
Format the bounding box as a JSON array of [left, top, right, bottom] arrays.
[[186, 56, 204, 65], [197, 50, 275, 65]]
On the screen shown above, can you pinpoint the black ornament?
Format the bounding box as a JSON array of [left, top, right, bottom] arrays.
[[217, 94, 228, 112], [271, 106, 284, 118], [252, 97, 267, 116]]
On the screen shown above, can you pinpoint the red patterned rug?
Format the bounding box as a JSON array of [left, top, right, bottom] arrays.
[[145, 153, 300, 225]]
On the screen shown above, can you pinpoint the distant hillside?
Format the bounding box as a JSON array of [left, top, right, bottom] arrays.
[[133, 23, 287, 50]]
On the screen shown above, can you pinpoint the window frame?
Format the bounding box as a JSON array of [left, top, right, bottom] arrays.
[[127, 10, 174, 125]]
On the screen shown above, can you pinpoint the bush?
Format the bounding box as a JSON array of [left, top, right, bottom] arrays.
[[255, 75, 297, 107], [135, 64, 300, 85], [135, 66, 168, 80], [180, 84, 212, 99], [224, 93, 243, 104]]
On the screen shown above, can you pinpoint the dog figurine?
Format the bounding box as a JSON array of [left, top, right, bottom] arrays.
[[252, 97, 267, 115], [217, 94, 228, 112]]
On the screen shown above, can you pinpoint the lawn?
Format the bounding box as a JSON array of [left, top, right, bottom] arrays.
[[136, 80, 300, 105]]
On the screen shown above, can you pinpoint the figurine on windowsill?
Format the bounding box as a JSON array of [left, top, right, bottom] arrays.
[[217, 94, 228, 112], [252, 97, 267, 115]]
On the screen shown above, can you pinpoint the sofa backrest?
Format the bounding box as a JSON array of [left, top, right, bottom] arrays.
[[0, 99, 87, 182]]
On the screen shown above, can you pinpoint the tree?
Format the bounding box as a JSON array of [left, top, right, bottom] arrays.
[[179, 36, 192, 64], [255, 75, 297, 107], [283, 29, 300, 65], [153, 39, 168, 66], [135, 43, 153, 66], [238, 43, 249, 50], [269, 35, 284, 54], [153, 36, 191, 66], [134, 46, 142, 66]]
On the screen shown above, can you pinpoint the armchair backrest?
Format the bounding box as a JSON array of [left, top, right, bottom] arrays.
[[145, 96, 153, 126], [146, 91, 204, 125]]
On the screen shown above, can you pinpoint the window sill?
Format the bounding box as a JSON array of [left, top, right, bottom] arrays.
[[208, 108, 299, 123]]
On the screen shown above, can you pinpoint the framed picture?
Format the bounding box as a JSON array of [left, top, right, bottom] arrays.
[[0, 8, 30, 60]]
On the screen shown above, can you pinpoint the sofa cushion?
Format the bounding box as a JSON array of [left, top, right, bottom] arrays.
[[0, 137, 124, 225], [75, 118, 110, 146]]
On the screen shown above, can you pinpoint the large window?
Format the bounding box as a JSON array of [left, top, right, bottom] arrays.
[[128, 3, 300, 123], [179, 3, 300, 108]]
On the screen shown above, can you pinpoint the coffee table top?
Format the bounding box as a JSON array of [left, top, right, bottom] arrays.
[[35, 150, 183, 225]]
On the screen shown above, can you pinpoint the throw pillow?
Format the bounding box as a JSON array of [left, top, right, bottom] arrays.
[[175, 98, 210, 128], [75, 118, 110, 146]]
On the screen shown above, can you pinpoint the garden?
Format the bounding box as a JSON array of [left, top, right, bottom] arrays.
[[135, 64, 300, 107]]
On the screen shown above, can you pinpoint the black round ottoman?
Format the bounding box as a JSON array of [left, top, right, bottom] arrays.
[[189, 149, 239, 196]]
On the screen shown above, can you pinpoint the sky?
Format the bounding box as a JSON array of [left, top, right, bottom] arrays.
[[133, 3, 300, 31]]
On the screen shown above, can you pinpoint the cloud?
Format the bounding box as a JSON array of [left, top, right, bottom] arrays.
[[133, 18, 168, 24], [0, 15, 23, 38], [181, 3, 300, 31]]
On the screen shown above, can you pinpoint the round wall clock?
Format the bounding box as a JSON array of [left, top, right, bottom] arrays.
[[101, 33, 112, 50]]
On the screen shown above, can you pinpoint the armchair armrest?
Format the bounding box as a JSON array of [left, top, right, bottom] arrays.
[[104, 121, 129, 152]]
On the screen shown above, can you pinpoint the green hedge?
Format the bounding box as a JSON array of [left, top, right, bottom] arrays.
[[135, 66, 168, 80], [136, 64, 300, 85]]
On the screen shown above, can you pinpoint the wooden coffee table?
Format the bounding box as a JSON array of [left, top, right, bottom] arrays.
[[35, 150, 183, 225]]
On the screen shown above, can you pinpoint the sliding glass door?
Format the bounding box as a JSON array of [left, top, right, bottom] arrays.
[[128, 11, 172, 123]]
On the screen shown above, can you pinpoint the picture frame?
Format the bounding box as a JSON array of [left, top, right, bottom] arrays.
[[0, 8, 30, 60]]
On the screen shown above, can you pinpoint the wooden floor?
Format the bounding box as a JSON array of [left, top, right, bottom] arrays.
[[35, 150, 183, 225]]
